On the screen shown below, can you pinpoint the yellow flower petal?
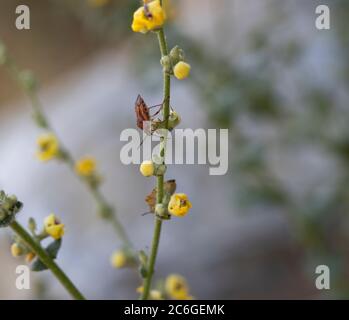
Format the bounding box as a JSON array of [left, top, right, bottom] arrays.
[[111, 250, 127, 268], [36, 133, 59, 162], [11, 243, 23, 257], [165, 274, 191, 300], [44, 213, 65, 240], [75, 156, 97, 177], [25, 252, 36, 263], [131, 0, 166, 33], [168, 193, 192, 217]]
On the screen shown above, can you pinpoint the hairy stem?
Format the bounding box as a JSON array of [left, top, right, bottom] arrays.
[[141, 27, 171, 300], [10, 221, 85, 300]]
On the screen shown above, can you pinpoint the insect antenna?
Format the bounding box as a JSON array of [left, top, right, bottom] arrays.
[[141, 211, 153, 216]]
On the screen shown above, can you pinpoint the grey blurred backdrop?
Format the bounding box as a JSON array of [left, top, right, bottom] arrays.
[[1, 0, 349, 299]]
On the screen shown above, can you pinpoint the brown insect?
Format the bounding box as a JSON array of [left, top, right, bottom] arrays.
[[144, 179, 177, 216], [135, 94, 163, 131]]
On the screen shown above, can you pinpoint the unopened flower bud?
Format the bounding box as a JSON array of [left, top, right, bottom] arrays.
[[111, 250, 128, 269], [160, 55, 172, 74], [169, 45, 185, 66], [11, 243, 24, 257], [168, 110, 181, 130], [154, 163, 167, 176], [25, 252, 36, 263], [28, 217, 37, 234], [173, 61, 191, 80], [140, 160, 155, 177], [155, 203, 167, 218]]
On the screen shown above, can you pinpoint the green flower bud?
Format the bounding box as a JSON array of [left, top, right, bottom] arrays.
[[0, 191, 23, 228], [155, 203, 166, 218], [168, 110, 181, 130], [154, 163, 167, 176], [169, 45, 185, 66], [28, 217, 37, 234], [160, 55, 172, 74], [155, 203, 170, 220], [139, 265, 148, 278]]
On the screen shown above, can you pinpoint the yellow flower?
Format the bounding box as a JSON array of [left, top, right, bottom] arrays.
[[36, 133, 59, 162], [131, 0, 166, 33], [111, 250, 127, 268], [168, 193, 192, 217], [165, 274, 192, 300], [11, 243, 23, 257], [140, 160, 155, 177], [75, 156, 96, 177], [87, 0, 110, 7], [137, 286, 163, 300], [173, 61, 191, 80], [44, 214, 65, 240], [25, 252, 36, 263]]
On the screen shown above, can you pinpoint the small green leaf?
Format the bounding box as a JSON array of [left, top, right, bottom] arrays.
[[31, 239, 62, 272], [31, 258, 48, 272], [46, 239, 62, 259]]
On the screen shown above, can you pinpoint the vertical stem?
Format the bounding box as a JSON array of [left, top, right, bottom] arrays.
[[10, 221, 85, 300], [141, 217, 163, 299], [141, 28, 171, 300]]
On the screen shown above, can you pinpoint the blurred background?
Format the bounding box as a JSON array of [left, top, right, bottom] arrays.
[[1, 0, 349, 299]]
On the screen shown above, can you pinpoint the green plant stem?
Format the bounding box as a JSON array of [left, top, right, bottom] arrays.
[[141, 217, 163, 299], [141, 28, 171, 300], [10, 221, 85, 300], [3, 54, 133, 252]]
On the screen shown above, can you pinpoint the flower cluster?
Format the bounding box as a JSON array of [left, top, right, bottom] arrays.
[[10, 213, 65, 271], [10, 240, 36, 263], [160, 46, 191, 80], [140, 162, 192, 218], [0, 191, 23, 228], [136, 274, 193, 300]]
